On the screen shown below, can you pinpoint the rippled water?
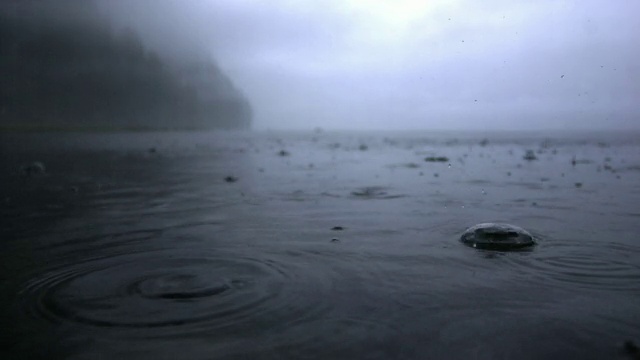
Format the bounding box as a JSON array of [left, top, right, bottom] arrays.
[[1, 130, 640, 359]]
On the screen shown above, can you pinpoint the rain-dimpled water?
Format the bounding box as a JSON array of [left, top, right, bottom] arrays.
[[1, 130, 640, 360]]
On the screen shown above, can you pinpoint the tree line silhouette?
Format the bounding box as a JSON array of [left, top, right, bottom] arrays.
[[0, 1, 252, 130]]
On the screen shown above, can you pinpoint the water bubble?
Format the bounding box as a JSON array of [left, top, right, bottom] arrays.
[[460, 223, 536, 251], [424, 156, 449, 163], [20, 161, 46, 178], [224, 176, 238, 183], [523, 150, 537, 161]]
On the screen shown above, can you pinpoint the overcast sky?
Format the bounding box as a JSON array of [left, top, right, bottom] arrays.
[[100, 0, 640, 130]]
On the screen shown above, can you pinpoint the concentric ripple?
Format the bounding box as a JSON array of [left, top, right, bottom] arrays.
[[501, 240, 640, 292], [350, 186, 405, 199], [129, 273, 231, 300], [19, 249, 305, 335]]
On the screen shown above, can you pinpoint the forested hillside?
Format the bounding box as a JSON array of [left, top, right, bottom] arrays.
[[0, 1, 252, 130]]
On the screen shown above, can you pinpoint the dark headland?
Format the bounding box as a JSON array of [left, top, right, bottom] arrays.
[[0, 0, 252, 132]]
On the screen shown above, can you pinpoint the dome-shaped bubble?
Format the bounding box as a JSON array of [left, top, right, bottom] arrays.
[[460, 223, 536, 250]]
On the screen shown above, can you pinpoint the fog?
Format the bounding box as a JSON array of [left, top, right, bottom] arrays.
[[96, 0, 640, 131], [3, 1, 638, 131], [4, 3, 640, 358]]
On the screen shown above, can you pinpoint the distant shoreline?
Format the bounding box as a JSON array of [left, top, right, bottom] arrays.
[[0, 124, 246, 133], [2, 125, 640, 138]]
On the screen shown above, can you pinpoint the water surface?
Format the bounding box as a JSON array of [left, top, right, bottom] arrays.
[[1, 130, 640, 359]]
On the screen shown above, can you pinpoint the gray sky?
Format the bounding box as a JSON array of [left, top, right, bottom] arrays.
[[100, 0, 640, 130]]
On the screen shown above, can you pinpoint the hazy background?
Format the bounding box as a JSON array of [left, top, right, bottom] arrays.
[[3, 3, 640, 359], [2, 1, 639, 131], [98, 0, 640, 131]]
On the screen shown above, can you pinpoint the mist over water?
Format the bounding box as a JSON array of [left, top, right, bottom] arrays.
[[97, 0, 640, 131], [2, 0, 639, 131], [2, 1, 640, 359]]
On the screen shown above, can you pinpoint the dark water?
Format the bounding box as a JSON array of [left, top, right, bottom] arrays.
[[1, 130, 640, 359]]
